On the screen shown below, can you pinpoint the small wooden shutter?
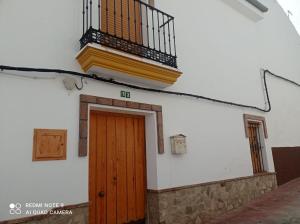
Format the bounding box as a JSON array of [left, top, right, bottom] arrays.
[[33, 129, 67, 161]]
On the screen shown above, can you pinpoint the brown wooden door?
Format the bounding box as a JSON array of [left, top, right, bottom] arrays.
[[272, 147, 300, 185], [89, 111, 146, 224], [101, 0, 142, 44], [248, 122, 265, 174]]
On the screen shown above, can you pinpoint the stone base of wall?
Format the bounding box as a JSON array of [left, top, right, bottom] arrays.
[[147, 173, 277, 224]]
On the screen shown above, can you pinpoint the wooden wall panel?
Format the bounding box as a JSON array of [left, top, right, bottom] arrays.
[[96, 115, 107, 224], [126, 117, 137, 221], [106, 116, 117, 224], [116, 117, 128, 224], [135, 118, 146, 219]]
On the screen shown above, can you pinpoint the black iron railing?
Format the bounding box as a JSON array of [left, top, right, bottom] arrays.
[[80, 0, 178, 68]]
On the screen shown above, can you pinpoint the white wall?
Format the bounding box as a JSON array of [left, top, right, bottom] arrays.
[[1, 0, 300, 220]]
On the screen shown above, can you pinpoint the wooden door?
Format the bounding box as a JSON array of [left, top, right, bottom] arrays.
[[89, 111, 146, 224], [101, 0, 142, 44], [248, 122, 265, 174], [272, 147, 300, 185]]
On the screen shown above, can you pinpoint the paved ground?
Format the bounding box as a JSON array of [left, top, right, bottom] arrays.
[[209, 178, 300, 224]]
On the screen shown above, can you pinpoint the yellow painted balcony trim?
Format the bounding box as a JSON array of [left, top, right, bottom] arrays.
[[76, 45, 182, 85]]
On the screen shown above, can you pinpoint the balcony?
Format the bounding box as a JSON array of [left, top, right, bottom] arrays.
[[76, 0, 182, 87]]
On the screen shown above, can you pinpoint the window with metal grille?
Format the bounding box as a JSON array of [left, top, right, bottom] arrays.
[[247, 122, 265, 174]]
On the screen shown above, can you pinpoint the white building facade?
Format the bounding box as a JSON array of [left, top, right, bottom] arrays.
[[1, 0, 300, 223]]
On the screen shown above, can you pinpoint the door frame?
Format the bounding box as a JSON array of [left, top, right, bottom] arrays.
[[80, 95, 163, 224], [243, 114, 269, 174], [79, 94, 165, 157]]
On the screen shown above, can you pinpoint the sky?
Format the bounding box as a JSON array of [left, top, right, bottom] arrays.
[[277, 0, 300, 35]]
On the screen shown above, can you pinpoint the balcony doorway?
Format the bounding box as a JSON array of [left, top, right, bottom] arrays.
[[101, 0, 143, 44]]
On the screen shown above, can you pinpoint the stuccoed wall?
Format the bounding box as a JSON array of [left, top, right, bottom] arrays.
[[0, 0, 299, 221]]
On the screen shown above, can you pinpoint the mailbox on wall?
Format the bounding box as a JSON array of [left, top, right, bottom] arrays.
[[170, 134, 187, 154]]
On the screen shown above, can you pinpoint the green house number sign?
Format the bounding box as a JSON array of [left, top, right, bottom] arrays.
[[120, 90, 131, 99]]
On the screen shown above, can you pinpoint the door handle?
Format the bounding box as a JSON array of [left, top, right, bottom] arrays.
[[98, 191, 105, 198]]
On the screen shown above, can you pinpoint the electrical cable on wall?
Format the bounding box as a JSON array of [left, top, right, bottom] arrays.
[[0, 65, 299, 113], [75, 76, 84, 90]]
